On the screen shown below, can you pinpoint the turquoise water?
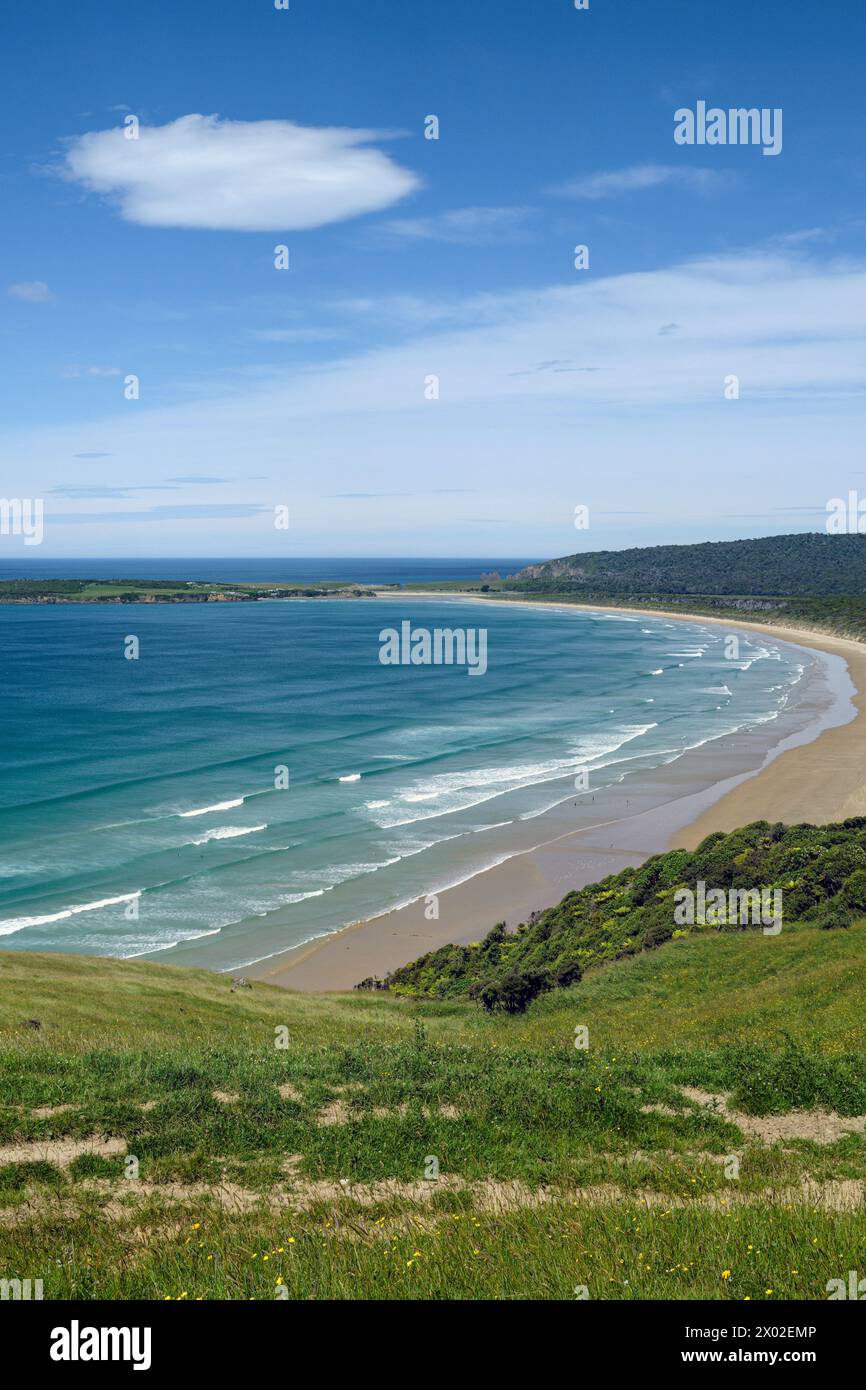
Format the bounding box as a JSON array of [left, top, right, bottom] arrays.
[[0, 598, 805, 969]]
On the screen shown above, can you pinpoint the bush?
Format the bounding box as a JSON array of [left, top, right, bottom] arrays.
[[842, 868, 866, 911], [552, 960, 583, 989], [473, 969, 551, 1015], [385, 817, 866, 1004], [643, 922, 674, 950], [809, 903, 855, 931]]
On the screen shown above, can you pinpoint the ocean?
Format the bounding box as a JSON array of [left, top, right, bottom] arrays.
[[0, 557, 533, 585], [0, 563, 808, 970]]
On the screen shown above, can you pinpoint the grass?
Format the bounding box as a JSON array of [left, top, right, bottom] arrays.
[[0, 579, 377, 603], [1, 926, 865, 1300], [1, 1200, 860, 1301], [521, 920, 866, 1053]]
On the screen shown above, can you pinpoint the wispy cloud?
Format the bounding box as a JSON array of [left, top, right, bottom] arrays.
[[378, 206, 533, 245], [50, 476, 237, 499], [165, 475, 230, 485], [508, 360, 600, 377], [49, 503, 271, 524], [7, 280, 54, 302], [8, 246, 866, 552], [553, 163, 727, 200], [15, 250, 866, 428], [60, 114, 421, 231], [768, 227, 834, 248], [330, 497, 475, 503], [48, 484, 173, 499], [61, 365, 122, 379], [251, 327, 345, 344]]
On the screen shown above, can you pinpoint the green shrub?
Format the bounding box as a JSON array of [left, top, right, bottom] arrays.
[[383, 818, 866, 1001], [472, 969, 551, 1014]]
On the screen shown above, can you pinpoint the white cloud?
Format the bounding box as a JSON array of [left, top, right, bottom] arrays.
[[554, 163, 726, 199], [251, 327, 345, 343], [379, 206, 532, 244], [61, 366, 122, 379], [7, 280, 53, 302], [61, 114, 420, 231], [5, 247, 866, 554]]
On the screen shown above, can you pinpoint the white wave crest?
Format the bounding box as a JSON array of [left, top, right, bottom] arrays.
[[0, 890, 142, 937], [124, 926, 222, 958], [363, 725, 657, 829], [190, 825, 267, 845]]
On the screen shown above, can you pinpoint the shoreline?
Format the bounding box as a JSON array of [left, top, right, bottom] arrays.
[[247, 599, 863, 994]]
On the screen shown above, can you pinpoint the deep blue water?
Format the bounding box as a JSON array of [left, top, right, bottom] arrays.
[[0, 595, 804, 970], [0, 557, 536, 585]]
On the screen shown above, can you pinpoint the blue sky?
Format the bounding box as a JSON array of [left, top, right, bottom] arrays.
[[1, 0, 865, 558]]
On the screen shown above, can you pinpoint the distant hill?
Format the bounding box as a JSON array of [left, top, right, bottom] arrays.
[[0, 579, 377, 604], [516, 533, 866, 596]]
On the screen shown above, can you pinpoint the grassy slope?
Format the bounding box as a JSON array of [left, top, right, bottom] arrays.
[[383, 820, 866, 1009], [1, 927, 866, 1300]]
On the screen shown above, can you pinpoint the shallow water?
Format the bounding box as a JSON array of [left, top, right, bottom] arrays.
[[0, 597, 807, 968]]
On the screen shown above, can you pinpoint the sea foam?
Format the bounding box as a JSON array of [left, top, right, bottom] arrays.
[[0, 890, 142, 937]]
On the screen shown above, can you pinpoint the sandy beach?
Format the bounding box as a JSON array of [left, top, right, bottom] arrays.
[[247, 601, 866, 993]]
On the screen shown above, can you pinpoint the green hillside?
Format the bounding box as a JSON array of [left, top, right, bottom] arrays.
[[383, 819, 866, 1010], [515, 532, 866, 596], [401, 533, 866, 642], [2, 830, 865, 1301]]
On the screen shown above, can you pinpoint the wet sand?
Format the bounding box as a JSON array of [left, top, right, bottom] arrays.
[[247, 603, 864, 993]]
